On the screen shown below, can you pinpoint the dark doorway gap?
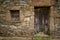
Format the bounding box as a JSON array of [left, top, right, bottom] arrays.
[[34, 6, 50, 35]]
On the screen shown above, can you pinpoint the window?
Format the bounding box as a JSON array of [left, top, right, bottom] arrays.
[[10, 10, 20, 21]]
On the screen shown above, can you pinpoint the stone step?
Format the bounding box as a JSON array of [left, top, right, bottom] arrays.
[[52, 38, 60, 40], [55, 32, 60, 36], [34, 32, 49, 37], [34, 32, 50, 40], [55, 36, 60, 39], [0, 37, 32, 40]]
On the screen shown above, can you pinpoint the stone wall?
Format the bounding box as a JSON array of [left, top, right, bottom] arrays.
[[31, 0, 53, 6], [0, 0, 58, 40], [0, 0, 34, 37], [0, 6, 34, 37]]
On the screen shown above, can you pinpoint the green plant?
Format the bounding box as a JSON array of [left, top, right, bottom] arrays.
[[47, 36, 50, 40], [34, 36, 50, 40], [34, 36, 43, 40]]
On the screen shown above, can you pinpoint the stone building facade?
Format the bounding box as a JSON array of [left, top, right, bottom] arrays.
[[0, 0, 60, 40]]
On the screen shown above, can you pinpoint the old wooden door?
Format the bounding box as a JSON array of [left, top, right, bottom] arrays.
[[34, 7, 50, 34]]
